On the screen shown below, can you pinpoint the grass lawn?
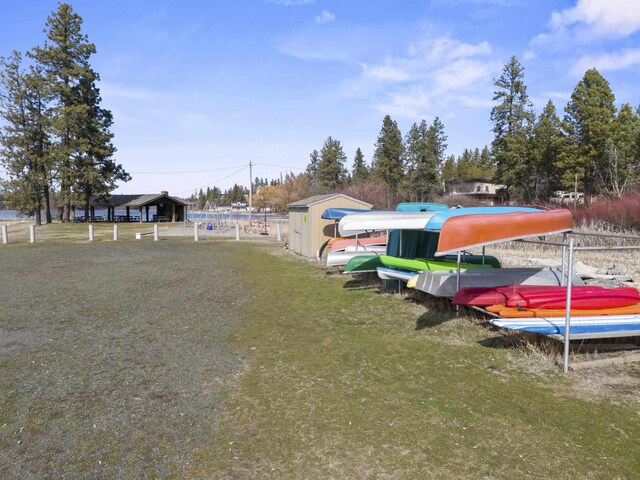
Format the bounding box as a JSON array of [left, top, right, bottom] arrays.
[[1, 237, 639, 478]]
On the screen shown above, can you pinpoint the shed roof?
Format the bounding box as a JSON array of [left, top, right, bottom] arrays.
[[287, 193, 372, 209]]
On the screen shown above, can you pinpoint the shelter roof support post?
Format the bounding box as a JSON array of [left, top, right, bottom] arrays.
[[563, 237, 575, 373], [139, 207, 143, 223]]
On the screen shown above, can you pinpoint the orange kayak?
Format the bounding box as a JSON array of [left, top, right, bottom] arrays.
[[487, 304, 640, 318]]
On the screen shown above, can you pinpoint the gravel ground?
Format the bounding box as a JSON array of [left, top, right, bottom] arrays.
[[0, 240, 249, 478]]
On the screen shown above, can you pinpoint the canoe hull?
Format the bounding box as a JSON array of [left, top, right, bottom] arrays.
[[414, 268, 585, 298], [435, 209, 573, 256], [343, 255, 384, 273], [491, 315, 640, 340]]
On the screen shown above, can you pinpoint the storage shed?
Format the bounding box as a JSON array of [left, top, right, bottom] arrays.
[[287, 194, 372, 258]]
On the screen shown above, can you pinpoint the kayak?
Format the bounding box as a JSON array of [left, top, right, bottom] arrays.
[[453, 285, 640, 309], [487, 304, 640, 318], [379, 255, 493, 272]]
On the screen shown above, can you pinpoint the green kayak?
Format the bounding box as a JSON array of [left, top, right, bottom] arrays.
[[379, 255, 495, 272], [344, 255, 384, 273]]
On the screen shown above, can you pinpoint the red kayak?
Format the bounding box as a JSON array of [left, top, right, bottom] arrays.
[[453, 285, 556, 306], [453, 285, 640, 309], [506, 286, 640, 309]]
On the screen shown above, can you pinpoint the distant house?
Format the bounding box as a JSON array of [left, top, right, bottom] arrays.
[[72, 191, 187, 222], [445, 178, 508, 205]]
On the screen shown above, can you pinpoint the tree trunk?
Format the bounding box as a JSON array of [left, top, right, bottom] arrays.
[[44, 184, 52, 224]]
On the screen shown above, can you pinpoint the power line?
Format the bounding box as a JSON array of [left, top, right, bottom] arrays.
[[254, 162, 305, 171], [130, 165, 246, 174], [175, 164, 249, 196]]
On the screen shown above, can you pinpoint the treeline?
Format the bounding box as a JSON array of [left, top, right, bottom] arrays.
[[189, 184, 252, 208], [257, 56, 639, 211], [0, 3, 128, 224]]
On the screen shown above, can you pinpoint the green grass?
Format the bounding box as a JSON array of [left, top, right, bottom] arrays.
[[1, 238, 638, 478], [192, 245, 640, 479]]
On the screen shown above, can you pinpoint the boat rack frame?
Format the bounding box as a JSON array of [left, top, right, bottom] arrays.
[[497, 231, 640, 372]]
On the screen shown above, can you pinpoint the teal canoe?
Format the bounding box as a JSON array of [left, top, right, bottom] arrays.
[[379, 255, 495, 272]]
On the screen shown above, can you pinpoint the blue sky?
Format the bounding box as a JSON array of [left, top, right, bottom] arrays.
[[1, 0, 639, 197]]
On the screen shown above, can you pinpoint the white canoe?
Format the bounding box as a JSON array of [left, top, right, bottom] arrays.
[[338, 211, 437, 237], [376, 267, 420, 283], [326, 250, 381, 267], [413, 268, 585, 298]]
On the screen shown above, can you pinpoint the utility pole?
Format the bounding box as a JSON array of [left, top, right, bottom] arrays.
[[249, 161, 253, 222]]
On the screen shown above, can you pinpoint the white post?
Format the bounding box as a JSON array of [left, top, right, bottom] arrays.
[[194, 223, 199, 242], [2, 224, 7, 244], [113, 224, 118, 241], [154, 224, 158, 241], [276, 222, 281, 241], [89, 224, 94, 241], [235, 224, 240, 241], [30, 224, 35, 243], [560, 233, 568, 286], [563, 238, 574, 373]]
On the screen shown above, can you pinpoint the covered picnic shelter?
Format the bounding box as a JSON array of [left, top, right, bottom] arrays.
[[72, 191, 187, 223]]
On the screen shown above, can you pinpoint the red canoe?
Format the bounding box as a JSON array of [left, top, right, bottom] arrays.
[[453, 285, 640, 309]]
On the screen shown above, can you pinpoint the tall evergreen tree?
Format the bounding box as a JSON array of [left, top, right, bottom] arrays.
[[561, 68, 616, 202], [404, 118, 447, 201], [490, 56, 535, 199], [371, 115, 404, 207], [30, 3, 128, 221], [305, 149, 320, 192], [599, 103, 640, 196], [0, 51, 53, 224], [441, 155, 457, 184], [351, 147, 368, 183], [316, 136, 347, 192], [73, 76, 129, 218], [529, 100, 563, 201]]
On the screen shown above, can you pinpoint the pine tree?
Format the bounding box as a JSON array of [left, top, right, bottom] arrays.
[[305, 149, 320, 192], [0, 51, 53, 224], [529, 100, 563, 201], [599, 103, 640, 196], [316, 136, 347, 192], [351, 147, 368, 183], [404, 118, 447, 201], [372, 115, 404, 207], [441, 155, 457, 184], [30, 3, 128, 221], [562, 68, 616, 202], [490, 56, 535, 199]]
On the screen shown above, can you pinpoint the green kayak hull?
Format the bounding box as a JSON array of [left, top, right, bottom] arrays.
[[379, 255, 495, 272], [344, 255, 384, 273]]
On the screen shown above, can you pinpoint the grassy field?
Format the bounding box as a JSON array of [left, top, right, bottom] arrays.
[[1, 236, 639, 478]]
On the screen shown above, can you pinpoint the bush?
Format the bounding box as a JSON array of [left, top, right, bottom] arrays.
[[571, 193, 640, 231]]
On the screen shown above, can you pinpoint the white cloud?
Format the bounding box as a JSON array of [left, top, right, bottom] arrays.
[[572, 48, 640, 76], [349, 36, 495, 118], [315, 10, 336, 25], [551, 0, 640, 38]]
